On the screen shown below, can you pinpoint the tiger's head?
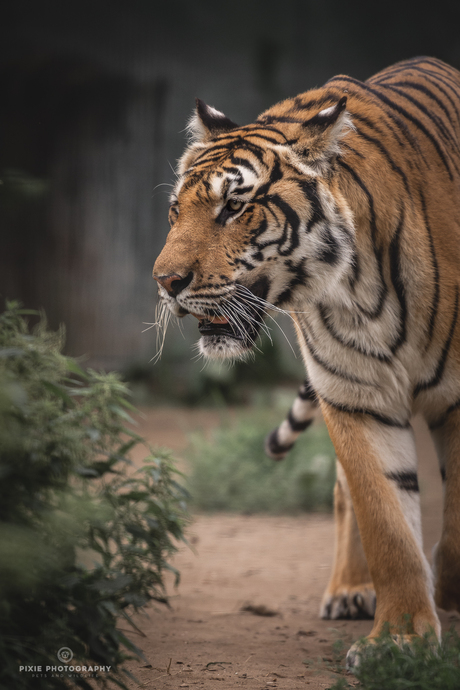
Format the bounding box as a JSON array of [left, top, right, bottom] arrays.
[[153, 95, 355, 360]]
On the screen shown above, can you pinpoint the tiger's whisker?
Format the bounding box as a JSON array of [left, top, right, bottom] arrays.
[[142, 322, 160, 333]]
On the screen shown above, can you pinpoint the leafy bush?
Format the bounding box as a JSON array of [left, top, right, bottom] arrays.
[[0, 302, 188, 689], [327, 628, 460, 689], [185, 408, 336, 513]]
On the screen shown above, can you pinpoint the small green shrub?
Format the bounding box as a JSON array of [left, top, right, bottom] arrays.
[[327, 628, 460, 690], [185, 408, 336, 513], [0, 302, 188, 689]]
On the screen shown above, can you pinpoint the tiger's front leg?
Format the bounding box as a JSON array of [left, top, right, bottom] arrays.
[[321, 401, 440, 667], [320, 459, 375, 620]]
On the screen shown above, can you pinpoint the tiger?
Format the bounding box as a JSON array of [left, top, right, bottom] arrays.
[[152, 56, 460, 667]]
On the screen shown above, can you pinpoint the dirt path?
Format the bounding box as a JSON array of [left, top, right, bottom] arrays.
[[125, 410, 460, 690]]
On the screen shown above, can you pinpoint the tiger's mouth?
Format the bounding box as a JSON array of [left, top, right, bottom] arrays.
[[190, 277, 269, 360], [194, 314, 244, 340], [192, 310, 262, 348]]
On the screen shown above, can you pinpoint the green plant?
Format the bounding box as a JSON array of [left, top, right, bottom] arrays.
[[0, 302, 188, 689], [185, 407, 336, 513], [327, 627, 460, 689]]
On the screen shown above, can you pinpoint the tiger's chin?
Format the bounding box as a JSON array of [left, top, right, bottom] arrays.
[[198, 334, 252, 361], [194, 305, 263, 361]]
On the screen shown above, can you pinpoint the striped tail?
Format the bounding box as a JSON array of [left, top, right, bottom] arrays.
[[265, 379, 319, 460]]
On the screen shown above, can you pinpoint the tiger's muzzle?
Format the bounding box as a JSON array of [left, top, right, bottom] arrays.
[[154, 270, 270, 360]]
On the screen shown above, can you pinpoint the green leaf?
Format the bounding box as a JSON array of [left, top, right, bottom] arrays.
[[41, 380, 74, 405], [119, 491, 150, 502], [108, 404, 136, 424], [75, 466, 100, 477], [65, 358, 89, 378], [0, 347, 24, 358], [91, 574, 134, 593], [115, 631, 145, 659], [117, 438, 139, 456]]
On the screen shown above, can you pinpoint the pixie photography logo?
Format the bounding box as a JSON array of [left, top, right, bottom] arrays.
[[18, 647, 112, 678], [57, 647, 73, 663]]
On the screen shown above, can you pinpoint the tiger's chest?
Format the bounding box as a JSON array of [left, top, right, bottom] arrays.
[[295, 295, 412, 421]]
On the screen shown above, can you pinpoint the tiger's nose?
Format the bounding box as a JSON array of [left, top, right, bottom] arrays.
[[153, 271, 194, 297]]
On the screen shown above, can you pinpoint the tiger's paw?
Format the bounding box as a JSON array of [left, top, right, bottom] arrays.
[[320, 583, 376, 620], [345, 633, 436, 671], [345, 637, 375, 671]]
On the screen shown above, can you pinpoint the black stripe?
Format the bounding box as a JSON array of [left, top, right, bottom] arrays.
[[352, 111, 405, 152], [288, 409, 313, 432], [411, 68, 460, 122], [379, 83, 457, 147], [370, 57, 459, 88], [429, 397, 460, 430], [341, 141, 366, 159], [367, 79, 454, 179], [299, 379, 318, 402], [384, 80, 457, 131], [230, 156, 259, 175], [386, 471, 419, 492], [193, 143, 238, 161], [388, 208, 407, 354], [367, 57, 435, 82], [425, 57, 460, 81], [287, 93, 343, 114], [336, 160, 378, 241], [317, 303, 391, 363], [246, 132, 287, 145], [320, 395, 409, 428], [254, 157, 283, 198], [329, 76, 425, 158], [296, 179, 324, 230], [373, 65, 460, 124], [336, 160, 388, 319], [266, 429, 294, 458], [263, 194, 300, 256], [233, 256, 256, 271], [440, 466, 446, 482], [303, 329, 379, 387], [221, 165, 243, 180], [419, 190, 440, 347], [378, 83, 460, 174], [353, 124, 411, 195], [335, 76, 454, 178], [193, 136, 269, 168], [315, 225, 341, 265], [276, 261, 309, 304], [414, 285, 459, 397], [236, 141, 269, 166], [232, 185, 254, 195]]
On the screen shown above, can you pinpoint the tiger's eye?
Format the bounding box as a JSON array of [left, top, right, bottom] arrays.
[[169, 205, 179, 225], [227, 198, 243, 212]]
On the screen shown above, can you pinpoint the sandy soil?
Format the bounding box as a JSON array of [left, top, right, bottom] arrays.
[[124, 409, 460, 690]]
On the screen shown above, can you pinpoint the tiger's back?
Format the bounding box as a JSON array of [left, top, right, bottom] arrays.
[[267, 57, 460, 450]]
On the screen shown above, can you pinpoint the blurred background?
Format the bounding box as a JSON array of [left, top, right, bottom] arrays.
[[2, 0, 460, 405]]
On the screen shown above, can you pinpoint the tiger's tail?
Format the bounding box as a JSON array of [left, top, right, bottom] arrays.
[[265, 379, 318, 460]]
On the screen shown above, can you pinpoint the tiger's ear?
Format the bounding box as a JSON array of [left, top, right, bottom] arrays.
[[290, 96, 352, 173], [187, 98, 239, 143], [177, 99, 239, 175]]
